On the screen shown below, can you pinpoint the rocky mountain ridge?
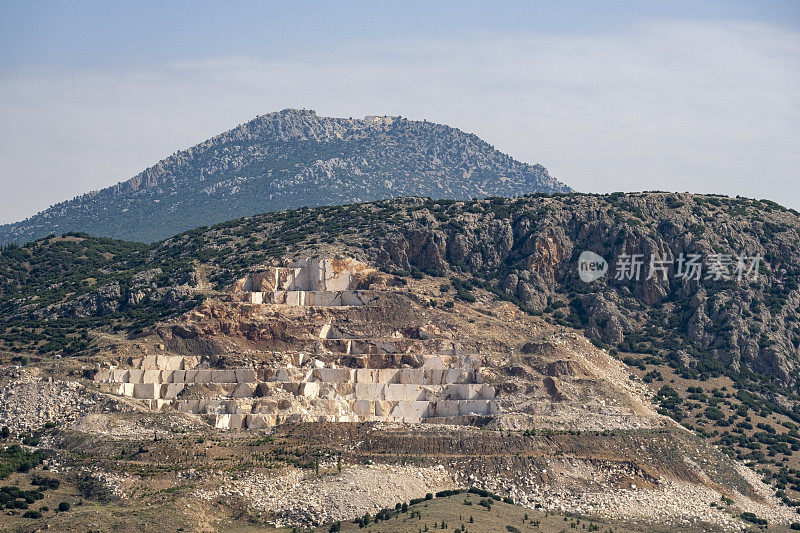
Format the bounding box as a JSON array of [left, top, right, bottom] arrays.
[[0, 109, 569, 244]]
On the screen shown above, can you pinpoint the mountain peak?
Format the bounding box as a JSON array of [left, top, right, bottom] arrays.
[[0, 110, 571, 244]]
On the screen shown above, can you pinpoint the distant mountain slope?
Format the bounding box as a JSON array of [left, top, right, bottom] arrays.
[[0, 109, 570, 244]]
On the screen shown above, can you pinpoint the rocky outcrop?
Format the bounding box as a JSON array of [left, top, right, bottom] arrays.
[[355, 194, 800, 389]]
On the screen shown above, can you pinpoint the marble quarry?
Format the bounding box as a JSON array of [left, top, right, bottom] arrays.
[[93, 257, 503, 429], [94, 353, 499, 429], [237, 257, 374, 307]]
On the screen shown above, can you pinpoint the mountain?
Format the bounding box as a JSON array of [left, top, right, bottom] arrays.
[[2, 192, 800, 530], [0, 109, 570, 245], [4, 192, 800, 405]]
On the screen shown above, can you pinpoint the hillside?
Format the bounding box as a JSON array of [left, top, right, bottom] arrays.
[[3, 192, 798, 390], [2, 192, 800, 503], [2, 192, 800, 529], [0, 109, 569, 244]]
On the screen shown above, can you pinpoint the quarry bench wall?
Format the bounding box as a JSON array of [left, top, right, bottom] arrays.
[[95, 354, 499, 428]]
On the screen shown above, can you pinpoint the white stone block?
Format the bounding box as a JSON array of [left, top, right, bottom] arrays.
[[133, 383, 159, 399], [378, 369, 401, 384], [145, 356, 161, 370], [458, 400, 495, 416], [399, 369, 424, 384], [444, 369, 468, 384], [314, 368, 353, 383], [248, 292, 263, 304], [422, 356, 446, 369], [214, 414, 230, 429], [355, 369, 376, 383], [161, 383, 184, 399], [424, 369, 444, 385], [166, 356, 184, 370], [212, 370, 236, 383], [324, 270, 351, 292], [235, 369, 256, 383], [285, 291, 302, 306], [352, 400, 372, 416], [384, 384, 425, 401], [374, 400, 392, 417], [389, 401, 429, 421], [143, 369, 161, 383], [355, 383, 384, 400]]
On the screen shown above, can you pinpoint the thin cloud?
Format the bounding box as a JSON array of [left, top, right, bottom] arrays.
[[0, 18, 798, 224]]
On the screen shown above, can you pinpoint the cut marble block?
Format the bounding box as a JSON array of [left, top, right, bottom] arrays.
[[355, 383, 385, 400], [161, 383, 185, 400], [142, 370, 161, 383], [384, 384, 426, 402], [388, 401, 430, 421], [398, 368, 424, 384], [352, 399, 373, 416], [248, 292, 264, 304], [133, 383, 159, 399], [355, 369, 376, 384], [379, 369, 402, 383], [313, 368, 354, 383], [211, 370, 237, 383], [235, 368, 256, 383]]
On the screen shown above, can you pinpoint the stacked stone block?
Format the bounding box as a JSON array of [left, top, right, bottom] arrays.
[[95, 354, 499, 428]]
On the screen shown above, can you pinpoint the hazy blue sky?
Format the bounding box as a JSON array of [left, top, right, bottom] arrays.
[[1, 1, 799, 223]]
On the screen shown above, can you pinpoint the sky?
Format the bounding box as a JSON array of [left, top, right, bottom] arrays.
[[0, 1, 799, 224]]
